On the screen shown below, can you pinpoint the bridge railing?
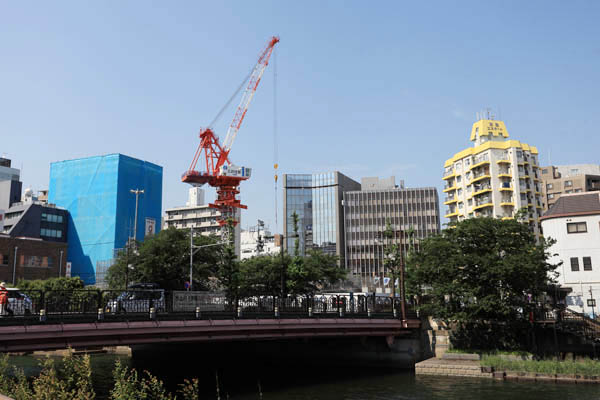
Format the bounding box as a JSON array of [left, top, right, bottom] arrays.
[[0, 290, 416, 324]]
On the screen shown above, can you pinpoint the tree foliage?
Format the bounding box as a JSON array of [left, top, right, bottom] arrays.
[[406, 217, 559, 322], [106, 227, 219, 290], [16, 277, 86, 291]]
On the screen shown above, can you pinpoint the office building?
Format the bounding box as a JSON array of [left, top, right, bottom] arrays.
[[442, 118, 543, 234], [0, 235, 68, 283], [2, 189, 69, 243], [164, 188, 241, 257], [0, 158, 22, 211], [541, 164, 600, 212], [49, 154, 162, 285], [541, 192, 600, 316], [283, 172, 360, 265], [344, 177, 440, 292], [0, 158, 20, 182]]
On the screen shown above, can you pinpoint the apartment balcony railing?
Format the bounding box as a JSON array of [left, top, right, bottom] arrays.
[[443, 169, 455, 178]]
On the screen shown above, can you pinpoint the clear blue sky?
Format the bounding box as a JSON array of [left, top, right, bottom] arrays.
[[2, 1, 599, 232]]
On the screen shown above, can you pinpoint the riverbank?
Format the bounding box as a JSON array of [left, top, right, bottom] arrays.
[[416, 353, 600, 384]]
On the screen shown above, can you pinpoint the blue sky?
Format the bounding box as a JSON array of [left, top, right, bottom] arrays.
[[2, 1, 599, 232]]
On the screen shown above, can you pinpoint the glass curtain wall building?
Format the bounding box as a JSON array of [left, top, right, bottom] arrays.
[[344, 180, 440, 292], [283, 172, 360, 265]]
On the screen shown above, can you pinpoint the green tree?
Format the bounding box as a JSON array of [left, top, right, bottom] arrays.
[[106, 227, 219, 290], [16, 277, 86, 291], [406, 217, 560, 350]]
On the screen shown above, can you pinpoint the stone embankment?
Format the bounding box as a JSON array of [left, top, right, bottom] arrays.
[[416, 353, 600, 384], [415, 353, 494, 379]]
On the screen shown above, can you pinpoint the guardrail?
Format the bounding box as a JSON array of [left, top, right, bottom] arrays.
[[0, 290, 414, 326]]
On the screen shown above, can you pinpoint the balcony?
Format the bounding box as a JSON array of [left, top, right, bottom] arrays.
[[497, 159, 511, 164], [443, 184, 457, 193], [469, 155, 490, 171], [469, 171, 491, 184], [444, 195, 457, 205], [444, 211, 460, 218], [499, 182, 513, 191], [473, 197, 493, 211], [443, 169, 456, 180], [500, 200, 515, 207], [471, 185, 492, 198]]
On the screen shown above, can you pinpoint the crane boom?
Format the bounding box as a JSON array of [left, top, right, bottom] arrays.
[[219, 36, 279, 167]]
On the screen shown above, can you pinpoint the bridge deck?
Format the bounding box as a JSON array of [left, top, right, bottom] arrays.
[[0, 318, 420, 353]]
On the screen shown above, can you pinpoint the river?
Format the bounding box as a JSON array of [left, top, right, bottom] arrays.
[[7, 353, 600, 399]]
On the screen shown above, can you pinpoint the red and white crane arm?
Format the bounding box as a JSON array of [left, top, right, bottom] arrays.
[[220, 36, 279, 159]]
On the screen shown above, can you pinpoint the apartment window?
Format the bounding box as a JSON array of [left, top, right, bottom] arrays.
[[0, 254, 8, 267], [467, 199, 473, 206], [542, 168, 548, 174], [583, 257, 592, 271], [575, 189, 582, 193], [567, 222, 587, 233], [547, 183, 553, 190], [564, 180, 573, 187], [456, 176, 461, 183], [565, 190, 573, 194], [570, 257, 579, 271], [548, 194, 555, 200]]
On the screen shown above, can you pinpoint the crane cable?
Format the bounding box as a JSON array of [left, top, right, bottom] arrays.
[[208, 67, 254, 131], [273, 46, 279, 233]]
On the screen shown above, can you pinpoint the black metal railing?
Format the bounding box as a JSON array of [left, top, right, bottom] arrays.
[[0, 290, 415, 326]]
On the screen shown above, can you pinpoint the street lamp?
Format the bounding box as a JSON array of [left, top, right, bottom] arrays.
[[588, 286, 596, 320], [189, 227, 229, 291], [130, 189, 145, 242]]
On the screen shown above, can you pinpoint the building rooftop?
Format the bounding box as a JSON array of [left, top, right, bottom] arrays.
[[542, 192, 600, 220]]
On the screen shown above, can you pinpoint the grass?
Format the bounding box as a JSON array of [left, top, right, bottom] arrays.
[[447, 348, 531, 357], [481, 355, 600, 376]]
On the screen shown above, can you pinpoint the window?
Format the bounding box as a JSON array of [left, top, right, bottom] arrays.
[[570, 257, 579, 271], [565, 180, 573, 187], [546, 183, 553, 190], [0, 254, 8, 267], [583, 257, 592, 271], [456, 176, 462, 183], [548, 194, 555, 200], [567, 222, 587, 233], [565, 190, 573, 194]]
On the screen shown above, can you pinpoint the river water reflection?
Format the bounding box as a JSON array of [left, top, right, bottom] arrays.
[[8, 353, 600, 400]]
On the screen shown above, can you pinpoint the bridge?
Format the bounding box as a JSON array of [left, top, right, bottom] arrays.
[[0, 290, 420, 352]]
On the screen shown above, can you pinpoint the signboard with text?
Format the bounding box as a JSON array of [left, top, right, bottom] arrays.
[[145, 218, 156, 237], [65, 262, 72, 278]]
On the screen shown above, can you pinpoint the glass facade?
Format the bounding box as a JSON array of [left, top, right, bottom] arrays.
[[284, 172, 360, 262]]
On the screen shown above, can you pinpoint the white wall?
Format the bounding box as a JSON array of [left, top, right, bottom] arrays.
[[542, 214, 600, 316]]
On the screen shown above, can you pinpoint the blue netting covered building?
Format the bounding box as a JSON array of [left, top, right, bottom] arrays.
[[49, 154, 163, 285]]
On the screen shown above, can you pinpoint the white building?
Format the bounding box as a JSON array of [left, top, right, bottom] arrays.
[[541, 192, 600, 316], [240, 229, 281, 260], [443, 118, 543, 235], [164, 188, 241, 258]]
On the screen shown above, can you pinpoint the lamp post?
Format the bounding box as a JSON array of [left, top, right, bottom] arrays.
[[189, 227, 229, 291], [588, 286, 596, 320], [130, 189, 144, 242]]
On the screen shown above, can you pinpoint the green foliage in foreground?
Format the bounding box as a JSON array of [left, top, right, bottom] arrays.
[[0, 353, 202, 400], [481, 356, 600, 375], [446, 348, 531, 357]]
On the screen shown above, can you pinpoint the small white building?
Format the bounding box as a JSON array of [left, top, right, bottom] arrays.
[[240, 229, 281, 260], [541, 192, 600, 316], [164, 188, 241, 258]]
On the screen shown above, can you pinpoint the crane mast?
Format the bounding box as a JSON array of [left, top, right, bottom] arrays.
[[182, 36, 279, 231]]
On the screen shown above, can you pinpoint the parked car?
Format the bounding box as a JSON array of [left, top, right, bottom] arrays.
[[6, 288, 33, 316], [107, 285, 165, 313]]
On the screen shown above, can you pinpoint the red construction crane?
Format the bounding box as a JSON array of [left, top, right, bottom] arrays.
[[182, 36, 279, 226]]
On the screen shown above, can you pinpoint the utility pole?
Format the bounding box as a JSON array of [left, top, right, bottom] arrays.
[[130, 189, 145, 243]]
